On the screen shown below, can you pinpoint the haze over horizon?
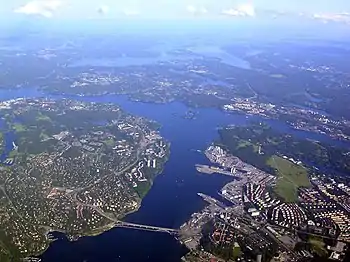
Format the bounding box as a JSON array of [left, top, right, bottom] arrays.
[[1, 0, 350, 24]]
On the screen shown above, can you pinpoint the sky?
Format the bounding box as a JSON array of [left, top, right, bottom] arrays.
[[2, 0, 350, 21]]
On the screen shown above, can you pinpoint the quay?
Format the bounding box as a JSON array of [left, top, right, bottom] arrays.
[[197, 193, 227, 209], [195, 164, 235, 177]]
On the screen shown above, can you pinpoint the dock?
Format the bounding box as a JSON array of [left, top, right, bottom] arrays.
[[197, 193, 227, 209], [195, 164, 234, 177]]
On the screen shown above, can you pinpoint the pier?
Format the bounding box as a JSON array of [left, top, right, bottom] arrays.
[[197, 193, 227, 209], [195, 164, 234, 177]]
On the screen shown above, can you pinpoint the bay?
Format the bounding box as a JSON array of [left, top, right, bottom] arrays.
[[0, 88, 347, 262]]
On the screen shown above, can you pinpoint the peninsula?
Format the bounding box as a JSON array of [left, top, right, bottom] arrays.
[[0, 98, 170, 261], [181, 124, 350, 262]]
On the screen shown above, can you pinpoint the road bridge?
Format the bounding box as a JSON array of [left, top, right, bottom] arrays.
[[115, 221, 179, 235]]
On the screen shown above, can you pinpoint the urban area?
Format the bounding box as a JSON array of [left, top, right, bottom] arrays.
[[180, 142, 350, 262]]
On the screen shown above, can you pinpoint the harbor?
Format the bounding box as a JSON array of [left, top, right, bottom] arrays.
[[195, 164, 236, 177]]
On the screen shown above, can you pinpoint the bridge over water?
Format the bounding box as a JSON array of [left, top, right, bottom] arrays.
[[114, 221, 179, 235]]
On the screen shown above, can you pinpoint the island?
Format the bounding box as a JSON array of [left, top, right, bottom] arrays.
[[0, 98, 170, 261]]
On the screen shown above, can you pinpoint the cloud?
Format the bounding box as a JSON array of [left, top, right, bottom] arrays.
[[238, 3, 255, 17], [97, 5, 110, 15], [312, 12, 350, 24], [222, 8, 241, 16], [186, 5, 208, 15], [14, 0, 63, 18], [222, 3, 256, 17]]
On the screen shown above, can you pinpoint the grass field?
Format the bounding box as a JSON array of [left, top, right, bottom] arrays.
[[236, 138, 259, 153], [232, 246, 242, 259], [13, 123, 27, 133], [103, 138, 115, 147], [309, 237, 328, 257], [36, 112, 52, 122], [135, 181, 151, 198], [8, 150, 18, 158], [39, 131, 50, 141], [268, 155, 311, 202], [237, 139, 252, 149]]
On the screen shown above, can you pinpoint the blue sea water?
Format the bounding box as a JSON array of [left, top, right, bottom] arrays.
[[0, 88, 348, 262]]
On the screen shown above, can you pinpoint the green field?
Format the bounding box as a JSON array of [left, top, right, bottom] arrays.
[[268, 155, 311, 202], [235, 138, 259, 153], [309, 237, 328, 257], [8, 150, 18, 158], [36, 112, 52, 122], [232, 246, 242, 259], [237, 139, 252, 149], [39, 131, 50, 141], [13, 123, 27, 133], [135, 181, 151, 198], [103, 138, 115, 147]]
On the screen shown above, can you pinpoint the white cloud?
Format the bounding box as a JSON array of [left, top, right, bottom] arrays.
[[14, 0, 63, 18], [97, 5, 110, 15], [222, 3, 256, 17], [238, 3, 255, 17], [222, 8, 241, 16], [312, 12, 350, 24], [186, 5, 208, 15]]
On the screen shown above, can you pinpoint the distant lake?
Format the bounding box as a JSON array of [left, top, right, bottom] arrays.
[[70, 56, 165, 67], [69, 45, 251, 70], [188, 45, 251, 70]]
